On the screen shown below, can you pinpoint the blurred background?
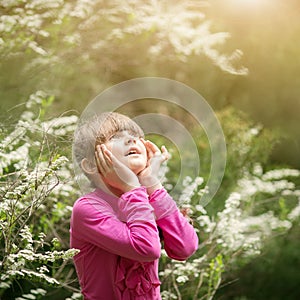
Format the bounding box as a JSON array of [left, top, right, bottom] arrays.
[[0, 0, 299, 299], [1, 0, 299, 168]]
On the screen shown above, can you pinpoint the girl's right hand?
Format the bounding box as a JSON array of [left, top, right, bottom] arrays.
[[95, 144, 140, 193]]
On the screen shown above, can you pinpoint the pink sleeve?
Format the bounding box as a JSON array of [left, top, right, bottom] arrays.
[[149, 188, 198, 261], [72, 187, 161, 262]]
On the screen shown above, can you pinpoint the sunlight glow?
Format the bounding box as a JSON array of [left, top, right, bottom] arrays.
[[228, 0, 270, 8], [240, 0, 261, 4]]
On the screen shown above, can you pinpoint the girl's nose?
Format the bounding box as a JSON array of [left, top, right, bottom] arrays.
[[125, 136, 137, 145]]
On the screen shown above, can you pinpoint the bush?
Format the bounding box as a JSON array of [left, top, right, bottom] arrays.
[[1, 92, 299, 299], [0, 92, 80, 299]]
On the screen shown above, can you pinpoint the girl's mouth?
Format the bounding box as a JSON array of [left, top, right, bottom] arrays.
[[125, 147, 140, 156]]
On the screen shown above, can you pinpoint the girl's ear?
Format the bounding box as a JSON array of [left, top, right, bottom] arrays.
[[81, 158, 97, 174]]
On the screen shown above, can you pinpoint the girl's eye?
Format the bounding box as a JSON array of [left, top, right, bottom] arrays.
[[109, 134, 117, 140], [109, 132, 122, 140]]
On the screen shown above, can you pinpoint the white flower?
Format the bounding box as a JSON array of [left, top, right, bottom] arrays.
[[179, 176, 204, 205], [288, 200, 300, 221], [176, 275, 189, 283], [262, 169, 300, 181]]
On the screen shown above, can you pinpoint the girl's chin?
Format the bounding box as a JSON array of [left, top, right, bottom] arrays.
[[132, 167, 146, 175], [129, 164, 147, 175]]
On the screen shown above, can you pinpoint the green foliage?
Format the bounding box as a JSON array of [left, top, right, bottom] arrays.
[[218, 225, 300, 300], [0, 0, 248, 114], [1, 1, 300, 299], [153, 108, 300, 299], [0, 92, 80, 299], [1, 93, 299, 299]]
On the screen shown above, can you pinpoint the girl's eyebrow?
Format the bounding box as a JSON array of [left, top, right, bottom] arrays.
[[108, 130, 142, 141], [108, 131, 125, 139]]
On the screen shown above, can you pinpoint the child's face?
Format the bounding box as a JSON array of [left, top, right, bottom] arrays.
[[104, 130, 147, 174]]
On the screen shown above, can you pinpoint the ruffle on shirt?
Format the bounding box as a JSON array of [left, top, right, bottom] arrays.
[[115, 257, 161, 299]]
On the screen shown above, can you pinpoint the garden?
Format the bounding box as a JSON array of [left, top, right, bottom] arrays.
[[1, 1, 300, 299]]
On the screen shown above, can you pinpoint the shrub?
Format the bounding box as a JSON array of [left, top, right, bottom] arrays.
[[1, 92, 299, 299], [0, 92, 80, 299]]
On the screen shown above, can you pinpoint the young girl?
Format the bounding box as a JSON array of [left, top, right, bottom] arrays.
[[71, 112, 198, 300]]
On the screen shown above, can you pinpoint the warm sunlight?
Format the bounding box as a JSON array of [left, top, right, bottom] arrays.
[[228, 0, 272, 9], [239, 0, 262, 4]]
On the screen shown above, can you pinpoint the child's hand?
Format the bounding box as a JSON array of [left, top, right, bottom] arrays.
[[138, 139, 169, 195], [95, 144, 140, 193]]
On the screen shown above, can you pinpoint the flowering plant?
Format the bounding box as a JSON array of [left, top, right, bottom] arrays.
[[1, 92, 299, 299], [159, 138, 300, 299], [0, 92, 80, 299]]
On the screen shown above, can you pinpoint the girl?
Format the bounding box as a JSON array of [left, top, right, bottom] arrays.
[[71, 112, 198, 300]]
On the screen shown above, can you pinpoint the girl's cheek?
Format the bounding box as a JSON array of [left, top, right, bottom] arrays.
[[143, 148, 148, 159], [105, 140, 118, 153], [104, 141, 112, 150], [141, 143, 148, 156]]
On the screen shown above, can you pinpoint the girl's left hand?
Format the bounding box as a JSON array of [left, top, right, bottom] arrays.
[[137, 139, 169, 194]]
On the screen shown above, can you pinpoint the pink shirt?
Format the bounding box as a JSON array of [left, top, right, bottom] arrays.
[[70, 187, 198, 300]]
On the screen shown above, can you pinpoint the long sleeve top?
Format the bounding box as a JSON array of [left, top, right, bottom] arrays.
[[70, 187, 198, 300]]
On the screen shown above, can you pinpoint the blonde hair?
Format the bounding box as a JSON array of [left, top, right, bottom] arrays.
[[73, 112, 144, 167]]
